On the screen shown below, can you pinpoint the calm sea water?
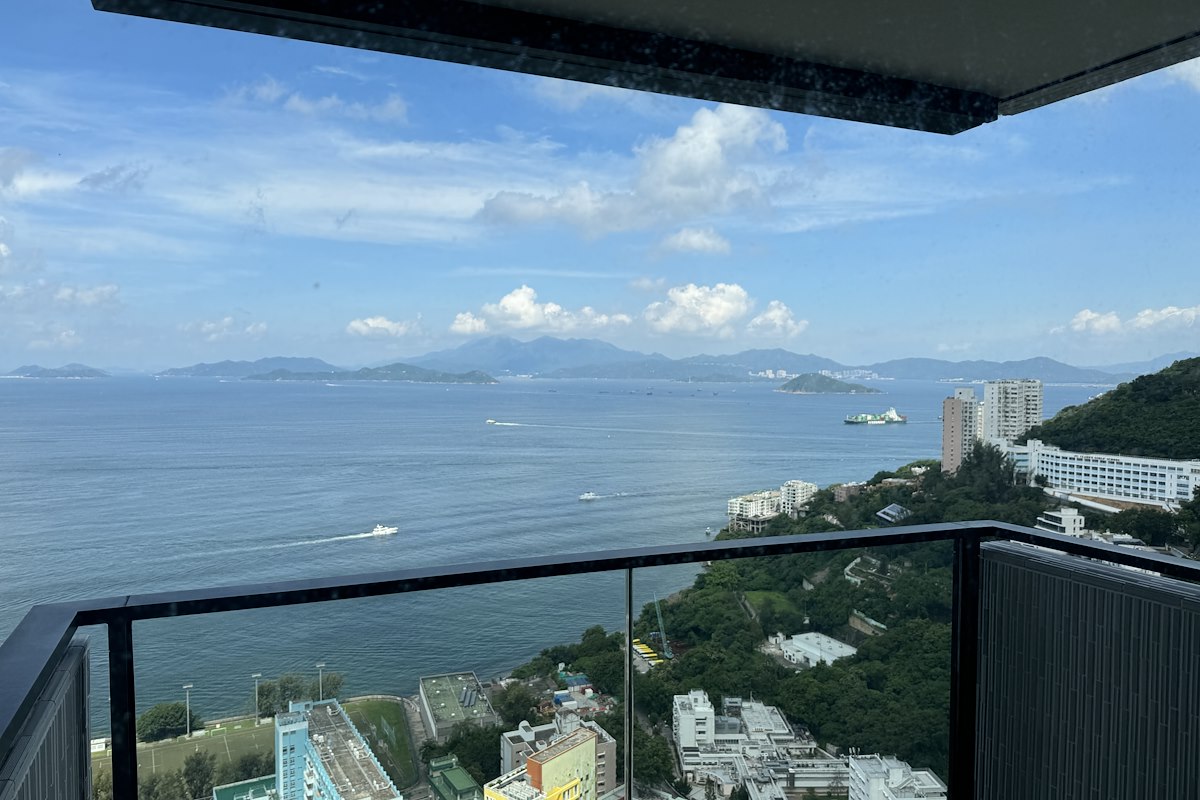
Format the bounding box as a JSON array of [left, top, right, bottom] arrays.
[[0, 377, 1100, 731]]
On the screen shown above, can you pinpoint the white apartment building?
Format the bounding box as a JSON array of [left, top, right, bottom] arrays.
[[1035, 507, 1087, 537], [727, 490, 782, 533], [941, 388, 982, 474], [1016, 439, 1200, 509], [673, 690, 715, 756], [983, 379, 1043, 444], [848, 754, 947, 800], [781, 480, 818, 514]]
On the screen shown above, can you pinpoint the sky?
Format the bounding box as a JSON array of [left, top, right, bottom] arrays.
[[1, 2, 1199, 371]]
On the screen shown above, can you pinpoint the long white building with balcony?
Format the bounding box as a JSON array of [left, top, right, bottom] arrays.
[[727, 490, 782, 533], [1014, 439, 1200, 510]]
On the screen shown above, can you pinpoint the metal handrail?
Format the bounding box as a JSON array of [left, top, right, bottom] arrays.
[[1, 520, 1197, 798]]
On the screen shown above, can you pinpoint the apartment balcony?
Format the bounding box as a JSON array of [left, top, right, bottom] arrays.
[[2, 521, 1198, 799]]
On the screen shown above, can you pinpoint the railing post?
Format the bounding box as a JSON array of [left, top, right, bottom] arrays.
[[108, 615, 137, 798], [949, 533, 981, 799], [624, 567, 634, 800]]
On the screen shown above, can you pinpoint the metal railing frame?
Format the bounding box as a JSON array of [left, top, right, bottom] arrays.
[[2, 520, 1199, 799]]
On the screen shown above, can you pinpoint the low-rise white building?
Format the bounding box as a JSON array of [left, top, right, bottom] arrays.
[[848, 754, 946, 800], [1035, 507, 1087, 537], [777, 633, 857, 667], [727, 490, 782, 533], [672, 690, 846, 798], [781, 480, 818, 515], [1013, 439, 1200, 510]]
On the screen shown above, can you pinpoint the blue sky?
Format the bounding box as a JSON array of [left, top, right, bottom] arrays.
[[2, 2, 1199, 370]]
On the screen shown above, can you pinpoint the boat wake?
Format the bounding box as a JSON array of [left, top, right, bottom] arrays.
[[165, 529, 394, 561]]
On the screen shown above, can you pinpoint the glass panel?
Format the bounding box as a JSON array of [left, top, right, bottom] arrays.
[[632, 540, 952, 800], [117, 572, 624, 798]]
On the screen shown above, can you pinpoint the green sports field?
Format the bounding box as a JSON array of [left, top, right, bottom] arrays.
[[91, 720, 274, 777], [343, 699, 419, 788]]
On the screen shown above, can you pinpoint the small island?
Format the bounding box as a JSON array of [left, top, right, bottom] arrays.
[[5, 363, 109, 379], [776, 372, 880, 394], [244, 362, 498, 384]]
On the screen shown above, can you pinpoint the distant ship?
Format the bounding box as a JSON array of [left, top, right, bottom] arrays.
[[370, 524, 399, 536], [845, 407, 907, 425], [579, 492, 599, 501]]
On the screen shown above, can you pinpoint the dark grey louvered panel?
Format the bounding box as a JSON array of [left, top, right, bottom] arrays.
[[976, 543, 1200, 800]]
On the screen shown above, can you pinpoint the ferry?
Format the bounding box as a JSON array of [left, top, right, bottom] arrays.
[[370, 524, 399, 536], [579, 492, 599, 501], [844, 407, 907, 425]]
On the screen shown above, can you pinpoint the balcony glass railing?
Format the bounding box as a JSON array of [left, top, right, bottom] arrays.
[[1, 521, 1198, 800]]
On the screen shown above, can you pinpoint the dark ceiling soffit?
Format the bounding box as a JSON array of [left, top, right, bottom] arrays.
[[93, 0, 997, 134], [1000, 26, 1200, 115]]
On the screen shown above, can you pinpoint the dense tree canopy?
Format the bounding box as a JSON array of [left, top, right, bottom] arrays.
[[1021, 357, 1200, 458], [135, 702, 203, 742]]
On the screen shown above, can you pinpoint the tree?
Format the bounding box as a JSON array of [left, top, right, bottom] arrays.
[[92, 768, 113, 800], [310, 671, 345, 701], [421, 722, 506, 783], [277, 673, 311, 708], [138, 771, 187, 800], [136, 702, 203, 742], [704, 778, 717, 800], [493, 683, 541, 728], [215, 751, 275, 784], [183, 751, 217, 799], [672, 778, 692, 797]]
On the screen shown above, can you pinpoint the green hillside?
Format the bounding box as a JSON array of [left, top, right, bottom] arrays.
[[1022, 357, 1200, 459]]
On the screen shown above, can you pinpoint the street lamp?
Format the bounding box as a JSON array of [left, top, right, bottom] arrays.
[[316, 662, 326, 701], [251, 673, 262, 724], [182, 684, 194, 737]]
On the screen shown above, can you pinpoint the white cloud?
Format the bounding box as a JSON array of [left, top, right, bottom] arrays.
[[346, 315, 420, 337], [1056, 304, 1200, 335], [454, 285, 632, 334], [53, 284, 119, 306], [660, 227, 731, 255], [450, 312, 488, 335], [233, 76, 408, 123], [630, 276, 667, 292], [643, 282, 753, 337], [78, 163, 151, 192], [746, 300, 808, 338], [1166, 58, 1200, 92], [480, 104, 786, 235], [181, 316, 268, 341], [1128, 305, 1200, 329], [29, 328, 81, 349], [529, 77, 641, 111], [1068, 309, 1123, 334]]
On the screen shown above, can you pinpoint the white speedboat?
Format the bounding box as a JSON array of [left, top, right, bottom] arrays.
[[579, 492, 599, 501], [371, 524, 398, 536], [486, 419, 497, 424]]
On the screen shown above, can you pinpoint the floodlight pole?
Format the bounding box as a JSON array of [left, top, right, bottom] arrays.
[[252, 673, 262, 724], [316, 662, 326, 701], [182, 684, 193, 737]]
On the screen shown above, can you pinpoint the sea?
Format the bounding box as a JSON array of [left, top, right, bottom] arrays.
[[0, 376, 1103, 732]]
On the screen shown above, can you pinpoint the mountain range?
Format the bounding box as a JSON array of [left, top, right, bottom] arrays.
[[402, 336, 1195, 383], [157, 357, 343, 378], [5, 363, 110, 379], [22, 340, 1195, 383]]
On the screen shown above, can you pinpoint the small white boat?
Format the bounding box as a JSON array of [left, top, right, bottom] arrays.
[[371, 524, 398, 536], [579, 492, 599, 501], [486, 419, 497, 424]]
